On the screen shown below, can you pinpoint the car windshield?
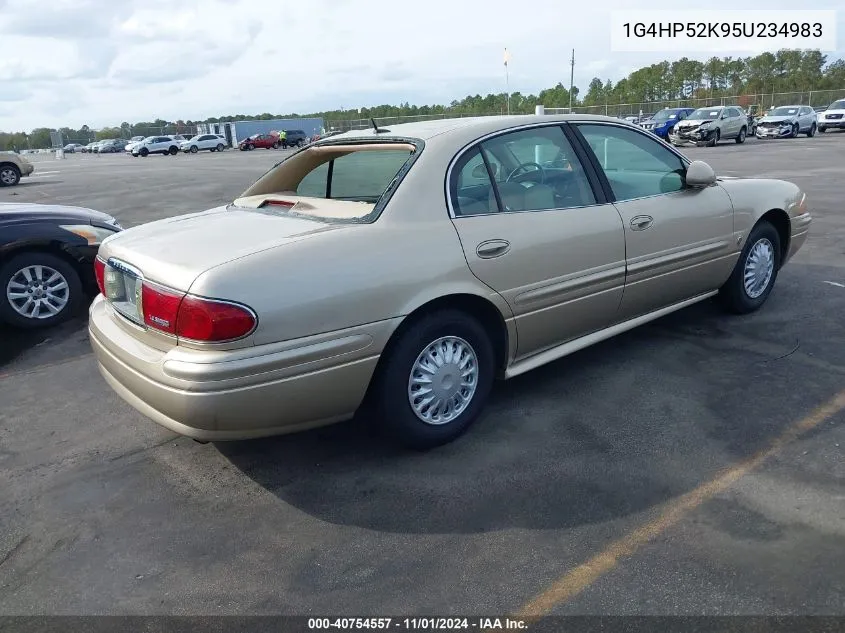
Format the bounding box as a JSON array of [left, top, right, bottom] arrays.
[[769, 107, 799, 116], [189, 135, 201, 141], [247, 134, 261, 140], [828, 100, 845, 110], [652, 109, 680, 121], [235, 143, 417, 223], [688, 108, 722, 120]]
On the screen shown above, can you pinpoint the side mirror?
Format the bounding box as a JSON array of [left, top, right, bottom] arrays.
[[685, 160, 717, 188]]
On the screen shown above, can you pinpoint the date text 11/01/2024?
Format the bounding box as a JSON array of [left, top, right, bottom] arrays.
[[622, 21, 823, 38], [307, 618, 527, 630]]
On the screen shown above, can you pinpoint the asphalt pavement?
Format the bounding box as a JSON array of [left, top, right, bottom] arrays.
[[1, 136, 844, 616]]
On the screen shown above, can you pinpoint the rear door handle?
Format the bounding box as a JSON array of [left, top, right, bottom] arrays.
[[630, 215, 653, 231], [476, 239, 510, 259]]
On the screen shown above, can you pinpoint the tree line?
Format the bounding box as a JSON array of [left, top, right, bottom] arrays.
[[2, 49, 843, 151]]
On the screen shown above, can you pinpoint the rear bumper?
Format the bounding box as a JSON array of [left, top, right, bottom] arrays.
[[89, 295, 397, 440]]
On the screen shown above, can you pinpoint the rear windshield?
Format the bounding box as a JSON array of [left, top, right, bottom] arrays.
[[236, 143, 417, 223], [296, 150, 412, 203]]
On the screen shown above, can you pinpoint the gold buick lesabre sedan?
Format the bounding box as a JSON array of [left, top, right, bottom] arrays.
[[89, 115, 811, 448]]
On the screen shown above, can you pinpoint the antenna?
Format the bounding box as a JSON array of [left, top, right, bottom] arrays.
[[369, 117, 391, 134]]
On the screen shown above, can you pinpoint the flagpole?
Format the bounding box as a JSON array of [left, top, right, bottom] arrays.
[[504, 47, 510, 115]]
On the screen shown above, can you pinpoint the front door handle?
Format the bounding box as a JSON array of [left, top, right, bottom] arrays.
[[476, 239, 510, 259], [630, 215, 653, 231]]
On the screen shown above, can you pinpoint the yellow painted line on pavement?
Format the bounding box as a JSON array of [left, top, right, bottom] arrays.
[[514, 388, 845, 620]]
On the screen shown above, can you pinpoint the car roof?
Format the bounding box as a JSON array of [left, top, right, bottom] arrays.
[[331, 113, 639, 143]]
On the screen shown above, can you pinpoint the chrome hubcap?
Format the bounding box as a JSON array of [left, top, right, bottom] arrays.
[[408, 336, 479, 425], [6, 265, 69, 319], [1, 168, 17, 184], [743, 238, 775, 299]]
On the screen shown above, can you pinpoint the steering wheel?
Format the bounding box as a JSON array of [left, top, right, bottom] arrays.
[[506, 161, 546, 184]]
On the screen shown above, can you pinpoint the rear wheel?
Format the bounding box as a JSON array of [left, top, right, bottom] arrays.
[[168, 146, 178, 155], [216, 143, 225, 152], [719, 221, 781, 314], [372, 310, 495, 449], [0, 252, 82, 329], [0, 164, 21, 186], [735, 126, 746, 144], [806, 123, 816, 137]]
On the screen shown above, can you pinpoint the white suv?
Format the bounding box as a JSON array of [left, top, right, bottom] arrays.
[[180, 134, 228, 153], [818, 99, 845, 133], [131, 136, 181, 157]]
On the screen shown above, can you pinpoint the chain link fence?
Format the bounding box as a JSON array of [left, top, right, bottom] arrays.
[[569, 89, 845, 118]]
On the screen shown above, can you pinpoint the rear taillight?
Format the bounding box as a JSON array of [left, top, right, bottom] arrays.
[[141, 282, 184, 335], [94, 257, 105, 295], [139, 281, 256, 342], [176, 295, 257, 342]]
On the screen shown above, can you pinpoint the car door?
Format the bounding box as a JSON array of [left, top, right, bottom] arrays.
[[448, 124, 627, 359], [572, 122, 737, 321]]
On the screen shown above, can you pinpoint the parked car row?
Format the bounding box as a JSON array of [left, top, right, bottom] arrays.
[[634, 98, 845, 147], [238, 129, 309, 151]]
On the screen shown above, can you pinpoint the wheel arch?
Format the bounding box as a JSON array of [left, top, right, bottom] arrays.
[[756, 208, 791, 267], [0, 242, 91, 286]]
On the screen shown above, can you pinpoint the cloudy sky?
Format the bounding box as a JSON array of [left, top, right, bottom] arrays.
[[1, 0, 843, 131]]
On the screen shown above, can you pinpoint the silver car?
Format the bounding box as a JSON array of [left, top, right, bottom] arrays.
[[670, 106, 748, 147], [756, 105, 818, 139]]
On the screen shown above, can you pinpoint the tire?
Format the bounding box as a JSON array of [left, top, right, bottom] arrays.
[[0, 252, 82, 329], [0, 163, 21, 186], [216, 143, 225, 152], [735, 126, 746, 144], [718, 221, 781, 315], [139, 147, 149, 157], [818, 126, 826, 133], [806, 123, 816, 137], [791, 123, 799, 138], [371, 310, 495, 449], [247, 144, 255, 151], [708, 129, 720, 147], [168, 146, 178, 155], [272, 142, 280, 149], [190, 145, 198, 153]]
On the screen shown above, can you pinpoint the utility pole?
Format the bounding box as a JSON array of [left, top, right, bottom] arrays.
[[569, 49, 575, 112]]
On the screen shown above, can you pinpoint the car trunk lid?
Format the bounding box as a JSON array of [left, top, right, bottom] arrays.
[[99, 204, 346, 292]]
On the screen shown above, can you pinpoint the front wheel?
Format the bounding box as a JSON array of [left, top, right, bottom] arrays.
[[791, 123, 799, 138], [708, 129, 720, 147], [371, 310, 495, 449], [735, 126, 746, 144], [190, 145, 198, 153], [0, 164, 21, 186], [806, 123, 816, 137], [139, 147, 149, 157], [0, 252, 82, 328], [247, 143, 254, 150], [719, 221, 781, 314]]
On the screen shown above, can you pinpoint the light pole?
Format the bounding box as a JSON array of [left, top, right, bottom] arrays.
[[569, 49, 575, 112]]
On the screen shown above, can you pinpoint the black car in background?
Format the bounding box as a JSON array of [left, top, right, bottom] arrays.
[[97, 139, 129, 153], [0, 203, 122, 328], [283, 129, 309, 147]]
